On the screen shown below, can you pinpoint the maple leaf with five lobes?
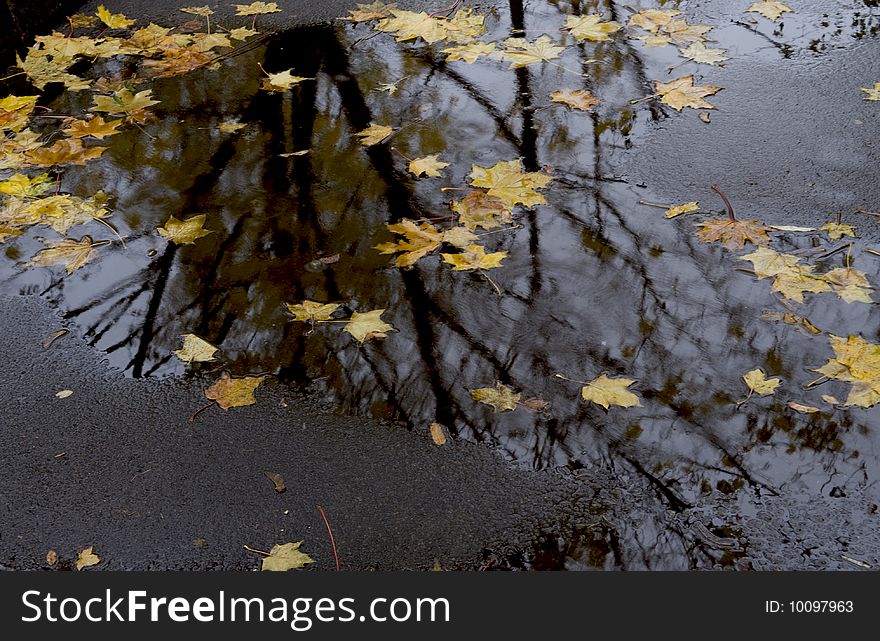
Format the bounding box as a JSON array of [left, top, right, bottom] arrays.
[[665, 201, 700, 218], [342, 2, 397, 23], [344, 309, 395, 343], [442, 41, 497, 63], [234, 2, 282, 16], [678, 42, 729, 65], [355, 123, 394, 146], [76, 547, 101, 570], [771, 265, 831, 302], [442, 226, 478, 248], [655, 75, 721, 111], [0, 95, 39, 133], [640, 34, 672, 47], [500, 35, 565, 68], [747, 2, 793, 21], [814, 335, 880, 407], [742, 368, 781, 396], [0, 172, 53, 197], [661, 19, 713, 44], [408, 154, 449, 178], [563, 14, 622, 41], [862, 83, 880, 101], [550, 89, 599, 111], [376, 10, 451, 44], [16, 50, 91, 91], [581, 374, 640, 410], [376, 220, 443, 267], [62, 115, 123, 139], [174, 334, 218, 363], [819, 221, 856, 240], [261, 542, 315, 571], [92, 89, 159, 115], [824, 268, 874, 304], [230, 27, 260, 40], [469, 159, 553, 208], [628, 9, 680, 32], [441, 243, 507, 271], [205, 373, 267, 410], [452, 191, 511, 231], [470, 382, 520, 412], [180, 6, 214, 17], [285, 300, 341, 322], [157, 214, 213, 245], [442, 9, 487, 44], [695, 218, 772, 250], [261, 69, 312, 92], [25, 139, 108, 167], [739, 246, 800, 278], [6, 192, 110, 235], [97, 5, 135, 29], [27, 235, 102, 274]]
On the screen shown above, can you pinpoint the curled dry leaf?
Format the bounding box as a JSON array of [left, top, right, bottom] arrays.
[[260, 542, 315, 571], [46, 550, 58, 566], [470, 382, 520, 412], [205, 373, 267, 410], [264, 471, 286, 493], [787, 401, 820, 414]]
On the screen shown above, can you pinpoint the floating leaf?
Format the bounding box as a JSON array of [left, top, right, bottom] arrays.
[[344, 309, 395, 343], [234, 2, 282, 16], [743, 368, 780, 396], [157, 214, 213, 245], [375, 220, 443, 267], [441, 243, 507, 270], [355, 123, 394, 146], [285, 300, 341, 322], [469, 159, 552, 208], [343, 2, 397, 23], [824, 267, 874, 303], [97, 5, 135, 29], [230, 26, 260, 40], [772, 265, 831, 302], [0, 172, 53, 197], [4, 192, 110, 234], [261, 542, 314, 571], [408, 154, 449, 178], [76, 546, 100, 570], [661, 19, 713, 44], [629, 9, 680, 32], [814, 335, 880, 407], [261, 69, 312, 92], [375, 9, 485, 44], [470, 382, 520, 412], [746, 2, 793, 21], [739, 247, 800, 278], [442, 41, 497, 63], [550, 89, 599, 111], [205, 373, 267, 410], [25, 139, 108, 166], [655, 75, 721, 111], [819, 221, 856, 240], [665, 201, 700, 219], [501, 35, 565, 68], [787, 401, 820, 414], [563, 15, 621, 41], [62, 115, 123, 139], [92, 89, 159, 116], [452, 191, 510, 230], [28, 236, 101, 274], [581, 374, 640, 410], [218, 119, 246, 133], [441, 226, 478, 248], [16, 48, 91, 91], [174, 334, 218, 363], [678, 42, 728, 65], [695, 218, 772, 250]]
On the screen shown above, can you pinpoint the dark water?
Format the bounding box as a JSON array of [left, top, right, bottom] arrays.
[[2, 0, 880, 568]]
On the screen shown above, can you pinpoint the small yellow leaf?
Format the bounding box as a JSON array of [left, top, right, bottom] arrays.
[[355, 123, 394, 146], [742, 368, 781, 396], [862, 83, 880, 101], [286, 300, 341, 322], [76, 546, 100, 570], [261, 69, 312, 92], [180, 6, 214, 17], [260, 541, 315, 571], [819, 221, 856, 240], [441, 226, 478, 248], [665, 201, 700, 219], [342, 2, 397, 23], [91, 89, 158, 115], [174, 334, 218, 363], [229, 27, 260, 40], [655, 75, 722, 111], [824, 267, 874, 304], [441, 243, 507, 270], [25, 139, 108, 166], [442, 41, 497, 63], [746, 2, 793, 21], [344, 309, 395, 343], [739, 247, 801, 278], [205, 373, 267, 410], [771, 265, 831, 302], [375, 220, 443, 267], [468, 159, 552, 209], [563, 14, 621, 41], [550, 89, 599, 112], [408, 154, 449, 178], [234, 2, 282, 16], [157, 214, 213, 245], [581, 374, 640, 410], [629, 9, 680, 33], [97, 5, 135, 29], [429, 422, 447, 445], [218, 119, 246, 133], [501, 35, 565, 68], [678, 42, 728, 65], [470, 382, 520, 412]]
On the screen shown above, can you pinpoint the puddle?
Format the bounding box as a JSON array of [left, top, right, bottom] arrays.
[[2, 1, 880, 568]]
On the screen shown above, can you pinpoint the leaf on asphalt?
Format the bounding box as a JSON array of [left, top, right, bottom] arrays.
[[25, 139, 108, 166], [452, 191, 511, 230], [469, 159, 552, 208], [342, 2, 397, 23], [157, 214, 213, 245], [234, 2, 282, 16], [174, 334, 218, 363], [665, 201, 700, 219], [824, 267, 874, 303], [819, 221, 856, 240], [62, 115, 123, 140], [76, 546, 100, 570], [28, 236, 101, 274], [181, 6, 214, 17], [408, 154, 449, 177], [655, 75, 721, 111], [562, 15, 621, 41], [344, 309, 395, 343], [470, 382, 520, 412], [500, 35, 565, 68], [695, 218, 772, 250], [581, 374, 640, 410], [285, 300, 341, 321], [97, 5, 135, 29], [742, 368, 780, 396], [205, 373, 267, 410], [264, 470, 286, 493], [746, 2, 793, 21], [429, 422, 447, 445], [56, 389, 74, 399], [261, 541, 314, 571], [862, 83, 880, 101], [550, 89, 599, 111], [678, 42, 728, 65], [355, 123, 393, 146], [46, 550, 58, 566], [787, 401, 820, 414], [375, 220, 444, 267], [813, 334, 880, 407], [441, 243, 507, 270], [261, 69, 312, 92]]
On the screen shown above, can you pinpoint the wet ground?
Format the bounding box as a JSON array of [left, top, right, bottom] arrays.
[[2, 0, 880, 570]]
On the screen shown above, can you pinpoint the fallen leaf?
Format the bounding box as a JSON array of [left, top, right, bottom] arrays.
[[76, 546, 100, 570], [821, 394, 839, 405], [5, 192, 111, 235], [286, 300, 341, 321], [218, 119, 246, 133], [501, 35, 565, 68], [375, 220, 443, 267], [355, 123, 394, 146], [824, 267, 874, 303], [0, 95, 38, 132], [429, 422, 447, 445], [42, 328, 69, 348], [234, 2, 282, 16], [550, 89, 599, 111], [261, 69, 312, 92], [562, 14, 621, 41], [665, 201, 700, 219], [787, 401, 819, 414], [205, 373, 267, 410], [261, 541, 314, 571], [695, 218, 772, 250], [55, 389, 74, 399], [739, 247, 801, 278], [742, 368, 780, 396], [180, 6, 214, 17], [408, 154, 449, 177], [772, 264, 831, 302], [264, 471, 286, 493], [28, 236, 100, 274], [25, 139, 108, 166], [639, 34, 672, 47], [174, 334, 218, 363], [661, 19, 713, 44], [62, 115, 123, 139], [344, 309, 395, 343], [318, 254, 340, 264], [699, 112, 711, 123], [678, 42, 728, 65], [0, 172, 53, 197], [230, 26, 260, 40], [376, 9, 485, 44], [655, 75, 721, 111], [746, 2, 793, 21], [470, 382, 520, 412], [157, 214, 213, 244], [343, 2, 397, 23], [442, 41, 497, 63], [441, 226, 478, 248], [452, 191, 511, 230], [629, 9, 680, 32], [814, 334, 880, 407], [16, 48, 91, 91], [92, 88, 158, 116], [862, 83, 880, 101], [46, 550, 58, 566], [521, 397, 549, 411], [469, 159, 552, 208], [441, 243, 507, 270], [581, 374, 640, 410], [771, 224, 815, 232], [96, 5, 135, 29], [819, 221, 856, 240]]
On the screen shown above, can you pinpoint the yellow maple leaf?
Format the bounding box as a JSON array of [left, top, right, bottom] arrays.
[[157, 214, 213, 245], [234, 2, 282, 16], [655, 75, 721, 111], [470, 382, 520, 412], [16, 49, 91, 91], [500, 35, 565, 68], [344, 309, 395, 343], [376, 10, 449, 43], [639, 34, 672, 47], [441, 243, 507, 271], [260, 542, 315, 571], [28, 235, 102, 274], [819, 221, 856, 240], [174, 334, 218, 363], [375, 220, 443, 267], [862, 83, 880, 101], [771, 265, 831, 302], [92, 88, 159, 115], [25, 139, 108, 166], [285, 300, 341, 321], [441, 226, 478, 248], [742, 368, 781, 396], [0, 172, 53, 197], [442, 41, 497, 63], [679, 42, 728, 65], [746, 2, 793, 21], [452, 191, 511, 230], [218, 119, 246, 133], [76, 546, 101, 570], [661, 19, 713, 44], [665, 201, 700, 218], [230, 26, 260, 40], [260, 69, 312, 92], [581, 374, 640, 410], [739, 246, 800, 278], [355, 123, 394, 146], [0, 95, 39, 133], [180, 5, 214, 17], [824, 267, 874, 304], [814, 335, 880, 407], [62, 115, 122, 139], [694, 218, 771, 250], [469, 159, 553, 208], [563, 14, 621, 41], [629, 9, 680, 32], [408, 154, 449, 177], [205, 373, 267, 410], [550, 89, 599, 111], [342, 2, 397, 23], [96, 5, 135, 29]]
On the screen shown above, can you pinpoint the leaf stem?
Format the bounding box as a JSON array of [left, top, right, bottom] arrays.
[[243, 544, 270, 556], [710, 183, 736, 221]]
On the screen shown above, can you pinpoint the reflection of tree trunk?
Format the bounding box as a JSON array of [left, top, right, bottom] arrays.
[[130, 244, 176, 377]]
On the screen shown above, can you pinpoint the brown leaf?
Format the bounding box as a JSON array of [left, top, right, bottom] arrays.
[[521, 397, 549, 411], [46, 550, 58, 566], [264, 470, 286, 493], [429, 422, 447, 445], [694, 218, 772, 250]]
